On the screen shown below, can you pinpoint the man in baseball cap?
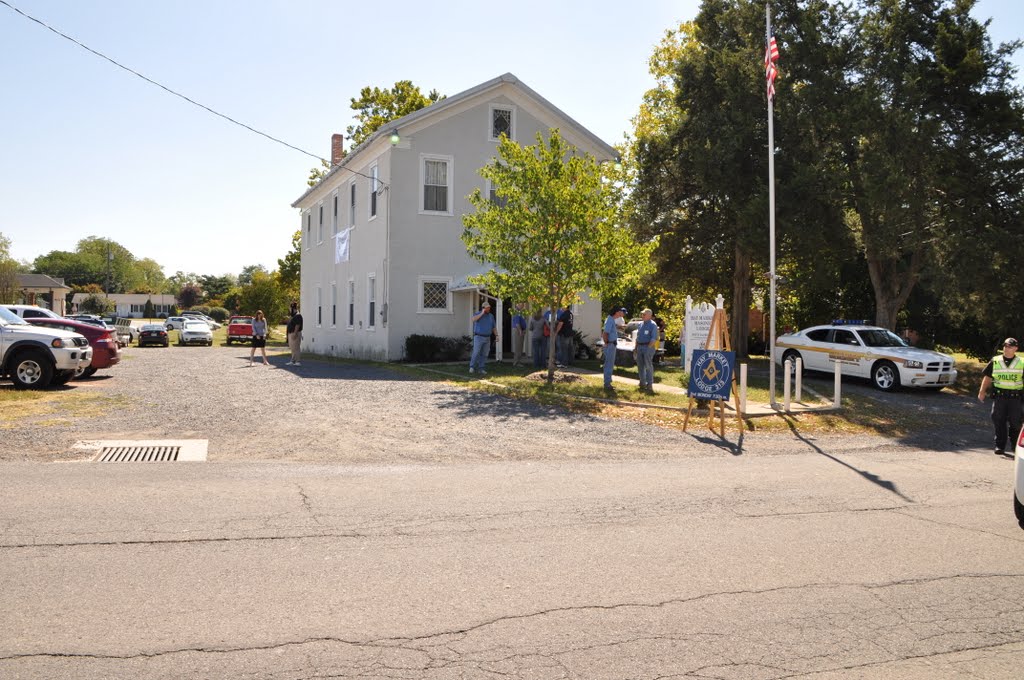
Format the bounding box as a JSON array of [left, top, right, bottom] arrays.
[[978, 337, 1023, 455]]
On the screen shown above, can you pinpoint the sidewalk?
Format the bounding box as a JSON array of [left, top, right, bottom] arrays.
[[415, 360, 838, 418]]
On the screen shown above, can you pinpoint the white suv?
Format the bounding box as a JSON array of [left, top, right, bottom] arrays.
[[3, 304, 62, 320], [0, 306, 93, 388]]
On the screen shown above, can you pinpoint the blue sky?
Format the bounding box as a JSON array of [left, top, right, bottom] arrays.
[[0, 0, 1020, 278]]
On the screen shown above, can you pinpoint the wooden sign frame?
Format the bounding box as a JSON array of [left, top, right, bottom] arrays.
[[683, 308, 744, 436]]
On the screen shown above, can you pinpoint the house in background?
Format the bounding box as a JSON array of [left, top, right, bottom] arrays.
[[291, 73, 614, 362], [14, 274, 71, 315], [70, 293, 177, 318]]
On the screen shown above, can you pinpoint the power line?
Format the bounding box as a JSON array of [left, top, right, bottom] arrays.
[[0, 0, 355, 176]]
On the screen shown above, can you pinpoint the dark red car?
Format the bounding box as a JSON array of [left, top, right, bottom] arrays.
[[26, 317, 120, 378]]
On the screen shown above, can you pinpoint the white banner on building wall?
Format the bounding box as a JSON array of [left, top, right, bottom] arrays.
[[682, 294, 724, 374], [334, 228, 351, 264]]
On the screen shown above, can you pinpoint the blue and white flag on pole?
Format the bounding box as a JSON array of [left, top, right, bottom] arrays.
[[334, 228, 351, 264]]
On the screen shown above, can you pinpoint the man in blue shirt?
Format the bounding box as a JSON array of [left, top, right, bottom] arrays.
[[602, 307, 627, 390], [635, 308, 659, 392], [470, 300, 497, 374]]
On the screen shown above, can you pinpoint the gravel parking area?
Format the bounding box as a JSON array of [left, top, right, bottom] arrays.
[[0, 344, 984, 462]]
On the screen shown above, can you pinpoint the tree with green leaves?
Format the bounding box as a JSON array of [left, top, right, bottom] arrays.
[[0, 232, 21, 304], [462, 129, 656, 382], [79, 293, 113, 316], [238, 264, 268, 287], [199, 274, 235, 301], [239, 270, 288, 323], [308, 159, 330, 188], [32, 250, 98, 289], [629, 1, 861, 355], [842, 0, 1024, 332], [133, 258, 166, 294], [277, 230, 301, 299], [307, 81, 444, 187], [346, 80, 444, 147]]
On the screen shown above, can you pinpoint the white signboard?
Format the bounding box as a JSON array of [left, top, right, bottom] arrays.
[[682, 295, 723, 374]]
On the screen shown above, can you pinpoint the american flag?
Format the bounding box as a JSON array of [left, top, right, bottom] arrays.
[[765, 35, 779, 100]]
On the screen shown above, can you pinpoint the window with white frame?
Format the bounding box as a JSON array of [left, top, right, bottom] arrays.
[[420, 155, 453, 214], [331, 192, 339, 236], [486, 179, 508, 208], [317, 203, 324, 244], [367, 275, 376, 329], [369, 163, 379, 219], [316, 286, 322, 327], [349, 181, 356, 227], [489, 104, 515, 141], [330, 283, 337, 327], [347, 280, 355, 328], [418, 276, 452, 314], [304, 211, 311, 249]]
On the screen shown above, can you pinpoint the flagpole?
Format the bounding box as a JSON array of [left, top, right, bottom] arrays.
[[766, 2, 778, 408]]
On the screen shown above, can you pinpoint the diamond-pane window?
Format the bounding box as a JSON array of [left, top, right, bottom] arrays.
[[423, 282, 448, 310], [492, 108, 512, 139]]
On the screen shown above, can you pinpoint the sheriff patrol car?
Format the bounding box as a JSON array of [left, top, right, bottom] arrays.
[[773, 322, 957, 391]]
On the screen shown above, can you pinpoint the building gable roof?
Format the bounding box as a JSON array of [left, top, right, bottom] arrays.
[[16, 273, 70, 290], [292, 73, 616, 207]]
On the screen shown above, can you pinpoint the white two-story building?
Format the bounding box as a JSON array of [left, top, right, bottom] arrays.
[[291, 73, 614, 361]]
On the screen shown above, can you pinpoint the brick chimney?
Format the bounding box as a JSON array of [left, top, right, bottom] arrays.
[[331, 133, 344, 166]]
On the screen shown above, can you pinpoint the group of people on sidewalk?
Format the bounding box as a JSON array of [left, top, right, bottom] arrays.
[[468, 300, 661, 394], [603, 307, 659, 393], [469, 301, 579, 374]]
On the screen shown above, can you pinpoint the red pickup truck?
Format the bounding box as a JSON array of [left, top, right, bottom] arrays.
[[226, 316, 254, 345]]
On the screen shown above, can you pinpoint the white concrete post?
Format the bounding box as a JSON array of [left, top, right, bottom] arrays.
[[834, 362, 842, 408], [783, 359, 792, 412], [795, 358, 802, 402], [740, 363, 747, 415]]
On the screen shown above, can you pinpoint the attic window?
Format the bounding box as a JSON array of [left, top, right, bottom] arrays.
[[490, 105, 514, 141]]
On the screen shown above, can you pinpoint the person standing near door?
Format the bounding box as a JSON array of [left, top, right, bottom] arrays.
[[978, 337, 1024, 455], [511, 303, 528, 367]]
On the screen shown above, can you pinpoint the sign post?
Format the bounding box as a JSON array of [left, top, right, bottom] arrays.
[[683, 306, 744, 436]]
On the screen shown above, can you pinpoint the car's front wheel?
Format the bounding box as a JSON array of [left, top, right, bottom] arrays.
[[1015, 493, 1024, 526], [782, 350, 802, 377], [11, 350, 53, 389], [871, 360, 900, 391]]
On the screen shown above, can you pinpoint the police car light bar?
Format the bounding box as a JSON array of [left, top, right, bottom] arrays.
[[831, 319, 871, 325]]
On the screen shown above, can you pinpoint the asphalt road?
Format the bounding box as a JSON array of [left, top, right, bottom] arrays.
[[2, 443, 1023, 679]]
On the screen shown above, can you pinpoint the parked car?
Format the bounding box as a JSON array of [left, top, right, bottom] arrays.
[[67, 313, 105, 325], [138, 323, 170, 347], [597, 318, 666, 367], [226, 315, 254, 345], [1016, 428, 1024, 525], [179, 320, 213, 346], [182, 311, 222, 329], [4, 304, 62, 320], [26, 317, 120, 378], [774, 322, 958, 391], [0, 306, 92, 388], [165, 316, 188, 331]]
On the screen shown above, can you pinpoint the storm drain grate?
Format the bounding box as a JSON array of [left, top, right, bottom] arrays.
[[98, 446, 180, 462], [74, 439, 208, 462]]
